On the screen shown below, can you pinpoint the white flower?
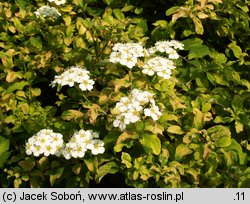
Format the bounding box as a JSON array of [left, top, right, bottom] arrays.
[[144, 105, 162, 121], [87, 140, 105, 155], [25, 143, 34, 155], [147, 40, 183, 59], [168, 49, 179, 59], [169, 40, 184, 50], [142, 63, 155, 76], [79, 79, 95, 91], [44, 144, 54, 156], [142, 57, 175, 79], [61, 129, 104, 159], [120, 55, 137, 69], [34, 5, 61, 18], [156, 68, 172, 79], [124, 111, 140, 124], [51, 133, 64, 146], [113, 116, 127, 130], [154, 41, 172, 53], [110, 42, 144, 69], [112, 89, 161, 130], [132, 89, 153, 104], [48, 0, 66, 5], [116, 97, 131, 112], [109, 52, 121, 63]]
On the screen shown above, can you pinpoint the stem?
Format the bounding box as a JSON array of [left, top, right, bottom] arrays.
[[82, 93, 92, 104], [0, 107, 4, 130], [129, 69, 133, 92], [81, 12, 99, 64], [82, 93, 107, 115]]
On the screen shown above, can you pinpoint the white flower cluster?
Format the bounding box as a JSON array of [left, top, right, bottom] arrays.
[[48, 0, 66, 5], [62, 129, 105, 160], [142, 56, 175, 79], [25, 129, 64, 157], [110, 40, 184, 79], [110, 43, 144, 69], [149, 40, 184, 59], [34, 5, 61, 18], [51, 66, 95, 91], [113, 89, 162, 130], [25, 129, 105, 159]]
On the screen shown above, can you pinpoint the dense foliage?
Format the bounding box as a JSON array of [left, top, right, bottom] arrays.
[[0, 0, 249, 187]]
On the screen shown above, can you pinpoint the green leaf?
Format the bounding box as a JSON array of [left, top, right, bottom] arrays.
[[228, 42, 242, 59], [215, 136, 232, 147], [114, 141, 134, 152], [231, 95, 243, 113], [0, 152, 11, 168], [145, 123, 164, 135], [0, 136, 11, 168], [214, 53, 227, 64], [161, 80, 175, 92], [220, 148, 233, 167], [188, 45, 210, 59], [136, 20, 148, 33], [186, 168, 199, 183], [167, 125, 184, 135], [114, 132, 137, 152], [4, 81, 29, 95], [104, 0, 113, 5], [153, 20, 168, 28], [30, 36, 42, 49], [14, 178, 22, 188], [140, 134, 161, 155], [235, 120, 244, 133], [121, 5, 134, 12], [18, 158, 35, 171], [113, 9, 125, 20], [96, 162, 119, 183], [182, 38, 203, 50], [224, 139, 247, 165], [166, 6, 180, 16], [0, 136, 10, 155], [37, 157, 50, 171], [61, 109, 84, 121], [12, 17, 25, 31], [174, 144, 192, 160], [193, 108, 204, 130], [50, 167, 64, 186], [121, 152, 132, 168], [136, 121, 145, 132], [207, 125, 231, 141], [103, 131, 120, 145], [29, 88, 41, 97], [192, 17, 204, 34], [207, 125, 232, 147], [63, 16, 72, 26], [135, 7, 143, 14], [72, 164, 82, 175]]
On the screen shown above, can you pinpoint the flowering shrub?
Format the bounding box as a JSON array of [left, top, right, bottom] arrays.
[[0, 0, 249, 188]]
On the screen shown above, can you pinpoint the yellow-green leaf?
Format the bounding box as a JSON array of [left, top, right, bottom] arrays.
[[167, 125, 184, 135], [140, 134, 161, 155], [175, 144, 192, 160], [121, 152, 132, 168], [61, 109, 83, 121]]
